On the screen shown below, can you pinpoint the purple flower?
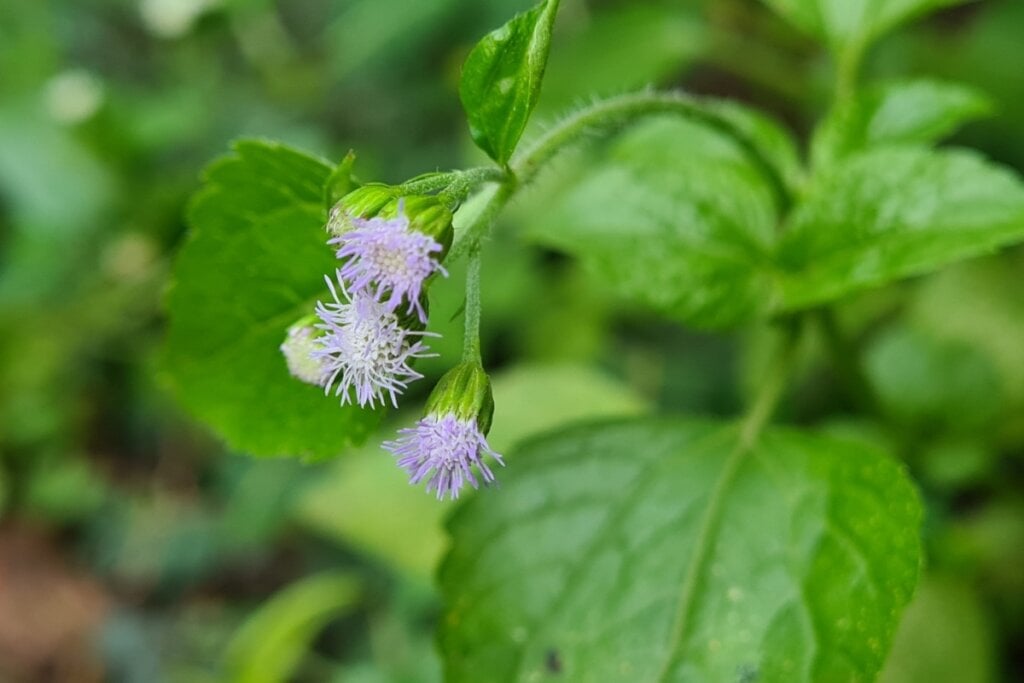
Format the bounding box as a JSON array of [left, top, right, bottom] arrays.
[[330, 207, 446, 324], [383, 413, 504, 500], [312, 273, 435, 409]]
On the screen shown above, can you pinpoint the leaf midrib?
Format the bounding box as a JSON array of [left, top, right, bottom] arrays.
[[650, 425, 754, 681]]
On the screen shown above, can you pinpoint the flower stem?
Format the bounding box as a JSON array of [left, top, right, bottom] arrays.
[[462, 247, 483, 363], [511, 90, 793, 212]]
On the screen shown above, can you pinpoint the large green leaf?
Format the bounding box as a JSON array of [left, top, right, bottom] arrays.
[[761, 0, 967, 58], [163, 140, 378, 459], [439, 419, 921, 682], [813, 79, 993, 166], [459, 0, 560, 164], [777, 146, 1024, 310], [225, 572, 362, 683], [527, 115, 784, 329]]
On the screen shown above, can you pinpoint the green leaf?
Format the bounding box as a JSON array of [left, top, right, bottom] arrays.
[[459, 0, 560, 164], [487, 362, 651, 453], [865, 325, 1002, 430], [439, 419, 921, 681], [527, 115, 783, 329], [225, 572, 361, 683], [813, 79, 993, 166], [761, 0, 968, 58], [296, 439, 448, 582], [777, 146, 1024, 311], [163, 140, 378, 459]]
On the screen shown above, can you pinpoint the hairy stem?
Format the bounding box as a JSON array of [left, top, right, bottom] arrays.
[[511, 90, 793, 212], [462, 248, 483, 363]]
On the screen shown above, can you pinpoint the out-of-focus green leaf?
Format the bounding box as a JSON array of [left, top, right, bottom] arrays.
[[538, 4, 705, 113], [225, 572, 361, 683], [487, 362, 650, 453], [528, 115, 780, 329], [459, 0, 560, 164], [760, 0, 968, 59], [24, 454, 109, 522], [162, 140, 379, 459], [911, 256, 1024, 410], [880, 576, 995, 683], [813, 79, 993, 166], [865, 325, 1002, 430], [777, 147, 1024, 311], [296, 440, 448, 582], [440, 419, 921, 681]]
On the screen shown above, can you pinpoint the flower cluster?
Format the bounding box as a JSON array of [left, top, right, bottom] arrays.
[[283, 193, 451, 408], [281, 186, 503, 500]]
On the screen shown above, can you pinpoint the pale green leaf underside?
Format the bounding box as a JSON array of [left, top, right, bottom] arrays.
[[440, 419, 921, 682], [778, 146, 1024, 310], [459, 0, 560, 164], [163, 140, 378, 458], [813, 79, 993, 166]]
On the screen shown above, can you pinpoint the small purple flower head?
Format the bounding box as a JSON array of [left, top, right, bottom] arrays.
[[383, 362, 503, 500], [384, 413, 503, 500], [330, 197, 451, 324], [312, 272, 435, 409], [280, 319, 330, 387]]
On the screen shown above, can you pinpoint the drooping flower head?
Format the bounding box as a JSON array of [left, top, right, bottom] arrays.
[[280, 318, 330, 387], [330, 195, 452, 324], [312, 272, 435, 409], [384, 362, 504, 500]]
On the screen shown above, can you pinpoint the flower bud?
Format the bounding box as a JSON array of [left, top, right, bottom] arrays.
[[280, 316, 329, 386], [380, 195, 454, 261], [425, 362, 495, 434], [327, 183, 396, 237]]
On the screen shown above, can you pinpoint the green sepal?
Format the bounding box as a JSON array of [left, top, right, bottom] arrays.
[[425, 362, 495, 434], [327, 183, 397, 237], [324, 151, 359, 211]]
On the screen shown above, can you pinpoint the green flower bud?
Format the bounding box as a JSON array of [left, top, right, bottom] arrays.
[[280, 315, 328, 387], [425, 362, 495, 434], [380, 195, 454, 261], [327, 183, 396, 237]]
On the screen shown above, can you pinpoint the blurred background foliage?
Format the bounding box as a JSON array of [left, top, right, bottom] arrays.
[[0, 0, 1022, 681]]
